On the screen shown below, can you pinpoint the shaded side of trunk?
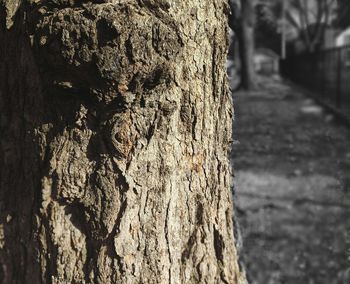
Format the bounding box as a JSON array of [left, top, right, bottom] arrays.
[[0, 3, 44, 282], [0, 1, 247, 283]]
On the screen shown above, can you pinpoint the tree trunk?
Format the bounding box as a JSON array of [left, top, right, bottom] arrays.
[[0, 1, 247, 283], [240, 0, 257, 90]]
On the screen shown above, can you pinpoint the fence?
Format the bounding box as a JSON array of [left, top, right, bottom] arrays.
[[280, 45, 350, 119]]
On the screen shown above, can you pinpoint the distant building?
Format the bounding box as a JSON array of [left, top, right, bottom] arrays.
[[324, 28, 341, 49], [254, 48, 280, 74], [335, 27, 350, 47]]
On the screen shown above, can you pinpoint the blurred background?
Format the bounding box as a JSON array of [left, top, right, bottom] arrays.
[[227, 1, 350, 283]]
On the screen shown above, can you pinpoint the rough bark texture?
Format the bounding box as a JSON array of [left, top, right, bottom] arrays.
[[0, 0, 246, 283]]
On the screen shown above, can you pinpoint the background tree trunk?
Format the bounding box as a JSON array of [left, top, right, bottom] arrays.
[[228, 0, 257, 90], [0, 1, 247, 283], [240, 0, 257, 90]]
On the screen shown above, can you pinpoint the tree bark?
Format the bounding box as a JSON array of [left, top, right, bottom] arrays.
[[0, 1, 247, 283]]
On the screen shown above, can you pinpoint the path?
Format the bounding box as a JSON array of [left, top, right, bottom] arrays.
[[231, 76, 350, 284]]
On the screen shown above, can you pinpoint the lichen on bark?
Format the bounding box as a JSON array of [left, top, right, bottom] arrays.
[[0, 0, 247, 283]]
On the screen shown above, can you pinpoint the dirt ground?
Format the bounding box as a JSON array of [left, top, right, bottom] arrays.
[[231, 76, 350, 284]]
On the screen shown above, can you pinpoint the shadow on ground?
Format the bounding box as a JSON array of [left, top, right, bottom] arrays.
[[232, 75, 350, 284]]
